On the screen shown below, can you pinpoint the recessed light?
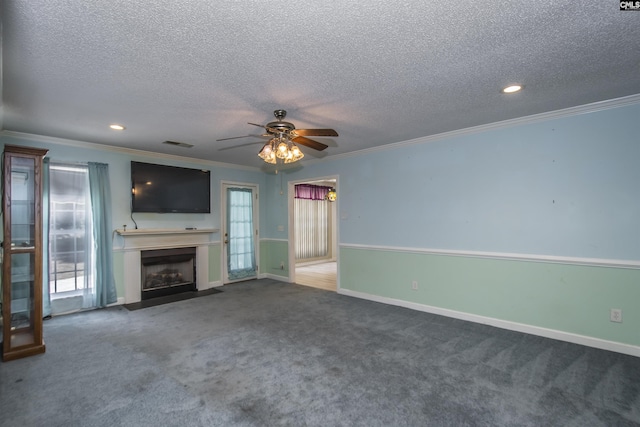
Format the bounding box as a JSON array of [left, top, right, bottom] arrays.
[[502, 85, 523, 94], [109, 124, 126, 130]]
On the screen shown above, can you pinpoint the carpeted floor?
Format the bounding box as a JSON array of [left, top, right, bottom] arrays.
[[1, 278, 639, 426]]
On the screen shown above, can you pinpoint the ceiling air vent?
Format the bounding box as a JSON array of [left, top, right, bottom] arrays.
[[163, 140, 194, 148]]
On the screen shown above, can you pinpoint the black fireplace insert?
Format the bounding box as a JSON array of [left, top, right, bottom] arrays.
[[140, 247, 197, 300]]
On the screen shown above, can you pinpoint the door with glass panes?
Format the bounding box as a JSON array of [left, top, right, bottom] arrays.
[[222, 183, 258, 283]]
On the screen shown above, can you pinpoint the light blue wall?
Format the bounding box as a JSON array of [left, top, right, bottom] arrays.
[[276, 102, 640, 261], [262, 172, 290, 240], [0, 135, 266, 234]]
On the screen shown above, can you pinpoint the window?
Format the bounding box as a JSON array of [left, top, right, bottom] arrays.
[[48, 164, 92, 298]]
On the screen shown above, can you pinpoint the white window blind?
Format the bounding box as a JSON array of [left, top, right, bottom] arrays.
[[294, 198, 329, 260]]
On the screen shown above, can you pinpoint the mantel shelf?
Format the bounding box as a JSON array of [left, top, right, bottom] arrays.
[[115, 228, 219, 236]]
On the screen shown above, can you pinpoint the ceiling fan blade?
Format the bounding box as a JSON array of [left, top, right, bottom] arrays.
[[292, 136, 329, 151], [216, 135, 255, 141], [249, 122, 285, 135], [218, 141, 264, 151], [293, 128, 338, 137]]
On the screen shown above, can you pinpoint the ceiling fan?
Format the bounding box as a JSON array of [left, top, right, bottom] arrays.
[[217, 110, 338, 164]]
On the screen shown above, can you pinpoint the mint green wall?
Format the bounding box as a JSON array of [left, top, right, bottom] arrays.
[[342, 247, 640, 346], [260, 239, 289, 279], [112, 251, 125, 299]]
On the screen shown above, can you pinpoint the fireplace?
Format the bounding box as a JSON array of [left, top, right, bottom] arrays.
[[140, 247, 197, 300], [116, 228, 219, 304]]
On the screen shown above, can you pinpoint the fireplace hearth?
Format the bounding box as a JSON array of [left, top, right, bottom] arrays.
[[140, 247, 196, 300]]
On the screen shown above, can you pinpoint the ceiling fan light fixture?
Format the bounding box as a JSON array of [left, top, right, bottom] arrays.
[[258, 136, 305, 165], [292, 145, 304, 161], [265, 152, 277, 164], [284, 151, 294, 163], [249, 110, 336, 165], [275, 139, 290, 159], [284, 143, 304, 163], [258, 142, 273, 160]]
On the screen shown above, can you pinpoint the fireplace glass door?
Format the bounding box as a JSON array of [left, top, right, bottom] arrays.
[[140, 247, 196, 299]]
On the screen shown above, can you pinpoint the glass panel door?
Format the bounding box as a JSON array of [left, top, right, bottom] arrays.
[[222, 184, 258, 283]]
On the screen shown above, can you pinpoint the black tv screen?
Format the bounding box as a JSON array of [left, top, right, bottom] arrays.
[[131, 162, 211, 213]]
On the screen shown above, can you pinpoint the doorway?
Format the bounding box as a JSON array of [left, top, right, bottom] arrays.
[[222, 182, 259, 284], [288, 177, 338, 291]]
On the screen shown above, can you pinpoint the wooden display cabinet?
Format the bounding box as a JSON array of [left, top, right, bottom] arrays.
[[2, 145, 49, 361]]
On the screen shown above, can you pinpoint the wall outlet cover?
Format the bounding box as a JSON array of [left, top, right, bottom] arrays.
[[610, 308, 623, 323]]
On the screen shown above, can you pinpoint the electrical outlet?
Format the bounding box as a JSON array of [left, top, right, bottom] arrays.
[[412, 280, 418, 290], [610, 308, 622, 323]]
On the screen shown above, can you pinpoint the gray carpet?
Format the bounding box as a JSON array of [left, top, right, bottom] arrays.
[[1, 279, 639, 426]]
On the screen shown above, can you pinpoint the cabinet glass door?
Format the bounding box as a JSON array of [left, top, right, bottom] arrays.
[[10, 157, 36, 248], [9, 253, 36, 347], [2, 145, 47, 361]]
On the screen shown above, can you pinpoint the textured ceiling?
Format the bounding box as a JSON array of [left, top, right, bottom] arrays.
[[1, 1, 640, 168]]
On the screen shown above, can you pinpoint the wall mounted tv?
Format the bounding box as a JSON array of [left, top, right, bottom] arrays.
[[131, 161, 211, 213]]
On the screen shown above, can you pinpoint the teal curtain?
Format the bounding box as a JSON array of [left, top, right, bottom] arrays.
[[42, 158, 51, 317], [227, 187, 256, 281], [87, 163, 117, 307]]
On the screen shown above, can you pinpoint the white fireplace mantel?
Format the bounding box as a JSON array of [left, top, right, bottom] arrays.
[[116, 228, 219, 304], [116, 228, 218, 236], [115, 228, 219, 251]]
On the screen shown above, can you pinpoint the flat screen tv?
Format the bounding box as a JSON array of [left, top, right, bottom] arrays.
[[131, 161, 211, 213]]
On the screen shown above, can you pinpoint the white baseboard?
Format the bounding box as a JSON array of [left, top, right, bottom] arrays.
[[260, 273, 292, 282], [199, 280, 223, 291], [338, 288, 640, 358]]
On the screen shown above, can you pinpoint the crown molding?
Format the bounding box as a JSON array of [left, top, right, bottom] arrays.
[[0, 130, 262, 172], [320, 93, 640, 163]]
